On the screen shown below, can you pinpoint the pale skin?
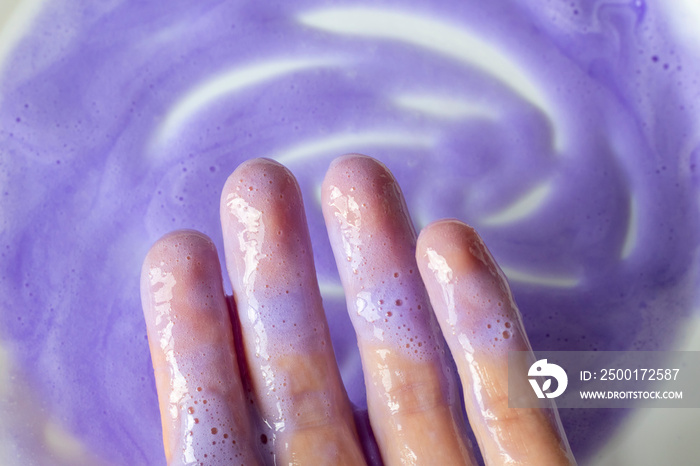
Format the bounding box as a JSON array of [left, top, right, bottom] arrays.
[[141, 154, 577, 465]]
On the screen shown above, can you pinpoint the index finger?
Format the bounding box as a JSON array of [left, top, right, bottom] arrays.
[[416, 220, 576, 465]]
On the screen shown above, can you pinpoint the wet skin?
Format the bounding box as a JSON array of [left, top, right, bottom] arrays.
[[141, 154, 576, 465]]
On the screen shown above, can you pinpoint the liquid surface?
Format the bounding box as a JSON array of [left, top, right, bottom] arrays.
[[1, 0, 700, 464]]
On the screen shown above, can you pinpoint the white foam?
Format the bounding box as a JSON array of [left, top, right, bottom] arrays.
[[480, 181, 553, 226], [273, 131, 434, 164], [0, 0, 45, 87], [621, 195, 638, 259], [152, 58, 334, 150], [318, 281, 345, 299], [299, 7, 561, 149], [393, 94, 496, 120], [500, 265, 579, 288]]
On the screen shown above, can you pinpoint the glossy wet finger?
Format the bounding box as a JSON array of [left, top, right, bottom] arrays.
[[141, 230, 262, 465], [220, 158, 366, 465], [416, 220, 576, 465], [322, 154, 475, 465]]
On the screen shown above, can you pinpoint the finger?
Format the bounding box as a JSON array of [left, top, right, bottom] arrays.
[[140, 230, 263, 465], [416, 220, 576, 465], [321, 154, 475, 465], [220, 158, 366, 465]]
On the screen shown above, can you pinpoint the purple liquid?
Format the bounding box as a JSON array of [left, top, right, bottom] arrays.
[[1, 0, 699, 464]]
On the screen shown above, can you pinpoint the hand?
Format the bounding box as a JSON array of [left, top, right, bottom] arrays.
[[140, 154, 576, 465]]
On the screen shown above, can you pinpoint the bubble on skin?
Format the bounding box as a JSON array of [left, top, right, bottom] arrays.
[[140, 236, 260, 461], [326, 170, 453, 364], [177, 387, 256, 463], [220, 162, 356, 443]]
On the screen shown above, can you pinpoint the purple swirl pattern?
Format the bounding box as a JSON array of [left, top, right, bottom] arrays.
[[1, 0, 700, 463]]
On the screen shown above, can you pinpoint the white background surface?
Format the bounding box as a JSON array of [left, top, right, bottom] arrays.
[[1, 1, 699, 465]]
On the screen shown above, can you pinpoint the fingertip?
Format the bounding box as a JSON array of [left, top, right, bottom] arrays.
[[327, 152, 380, 171], [417, 218, 478, 248], [225, 157, 288, 184], [140, 229, 222, 326], [221, 157, 301, 215], [322, 153, 394, 197], [146, 229, 215, 256], [416, 219, 483, 275], [141, 229, 216, 283]]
